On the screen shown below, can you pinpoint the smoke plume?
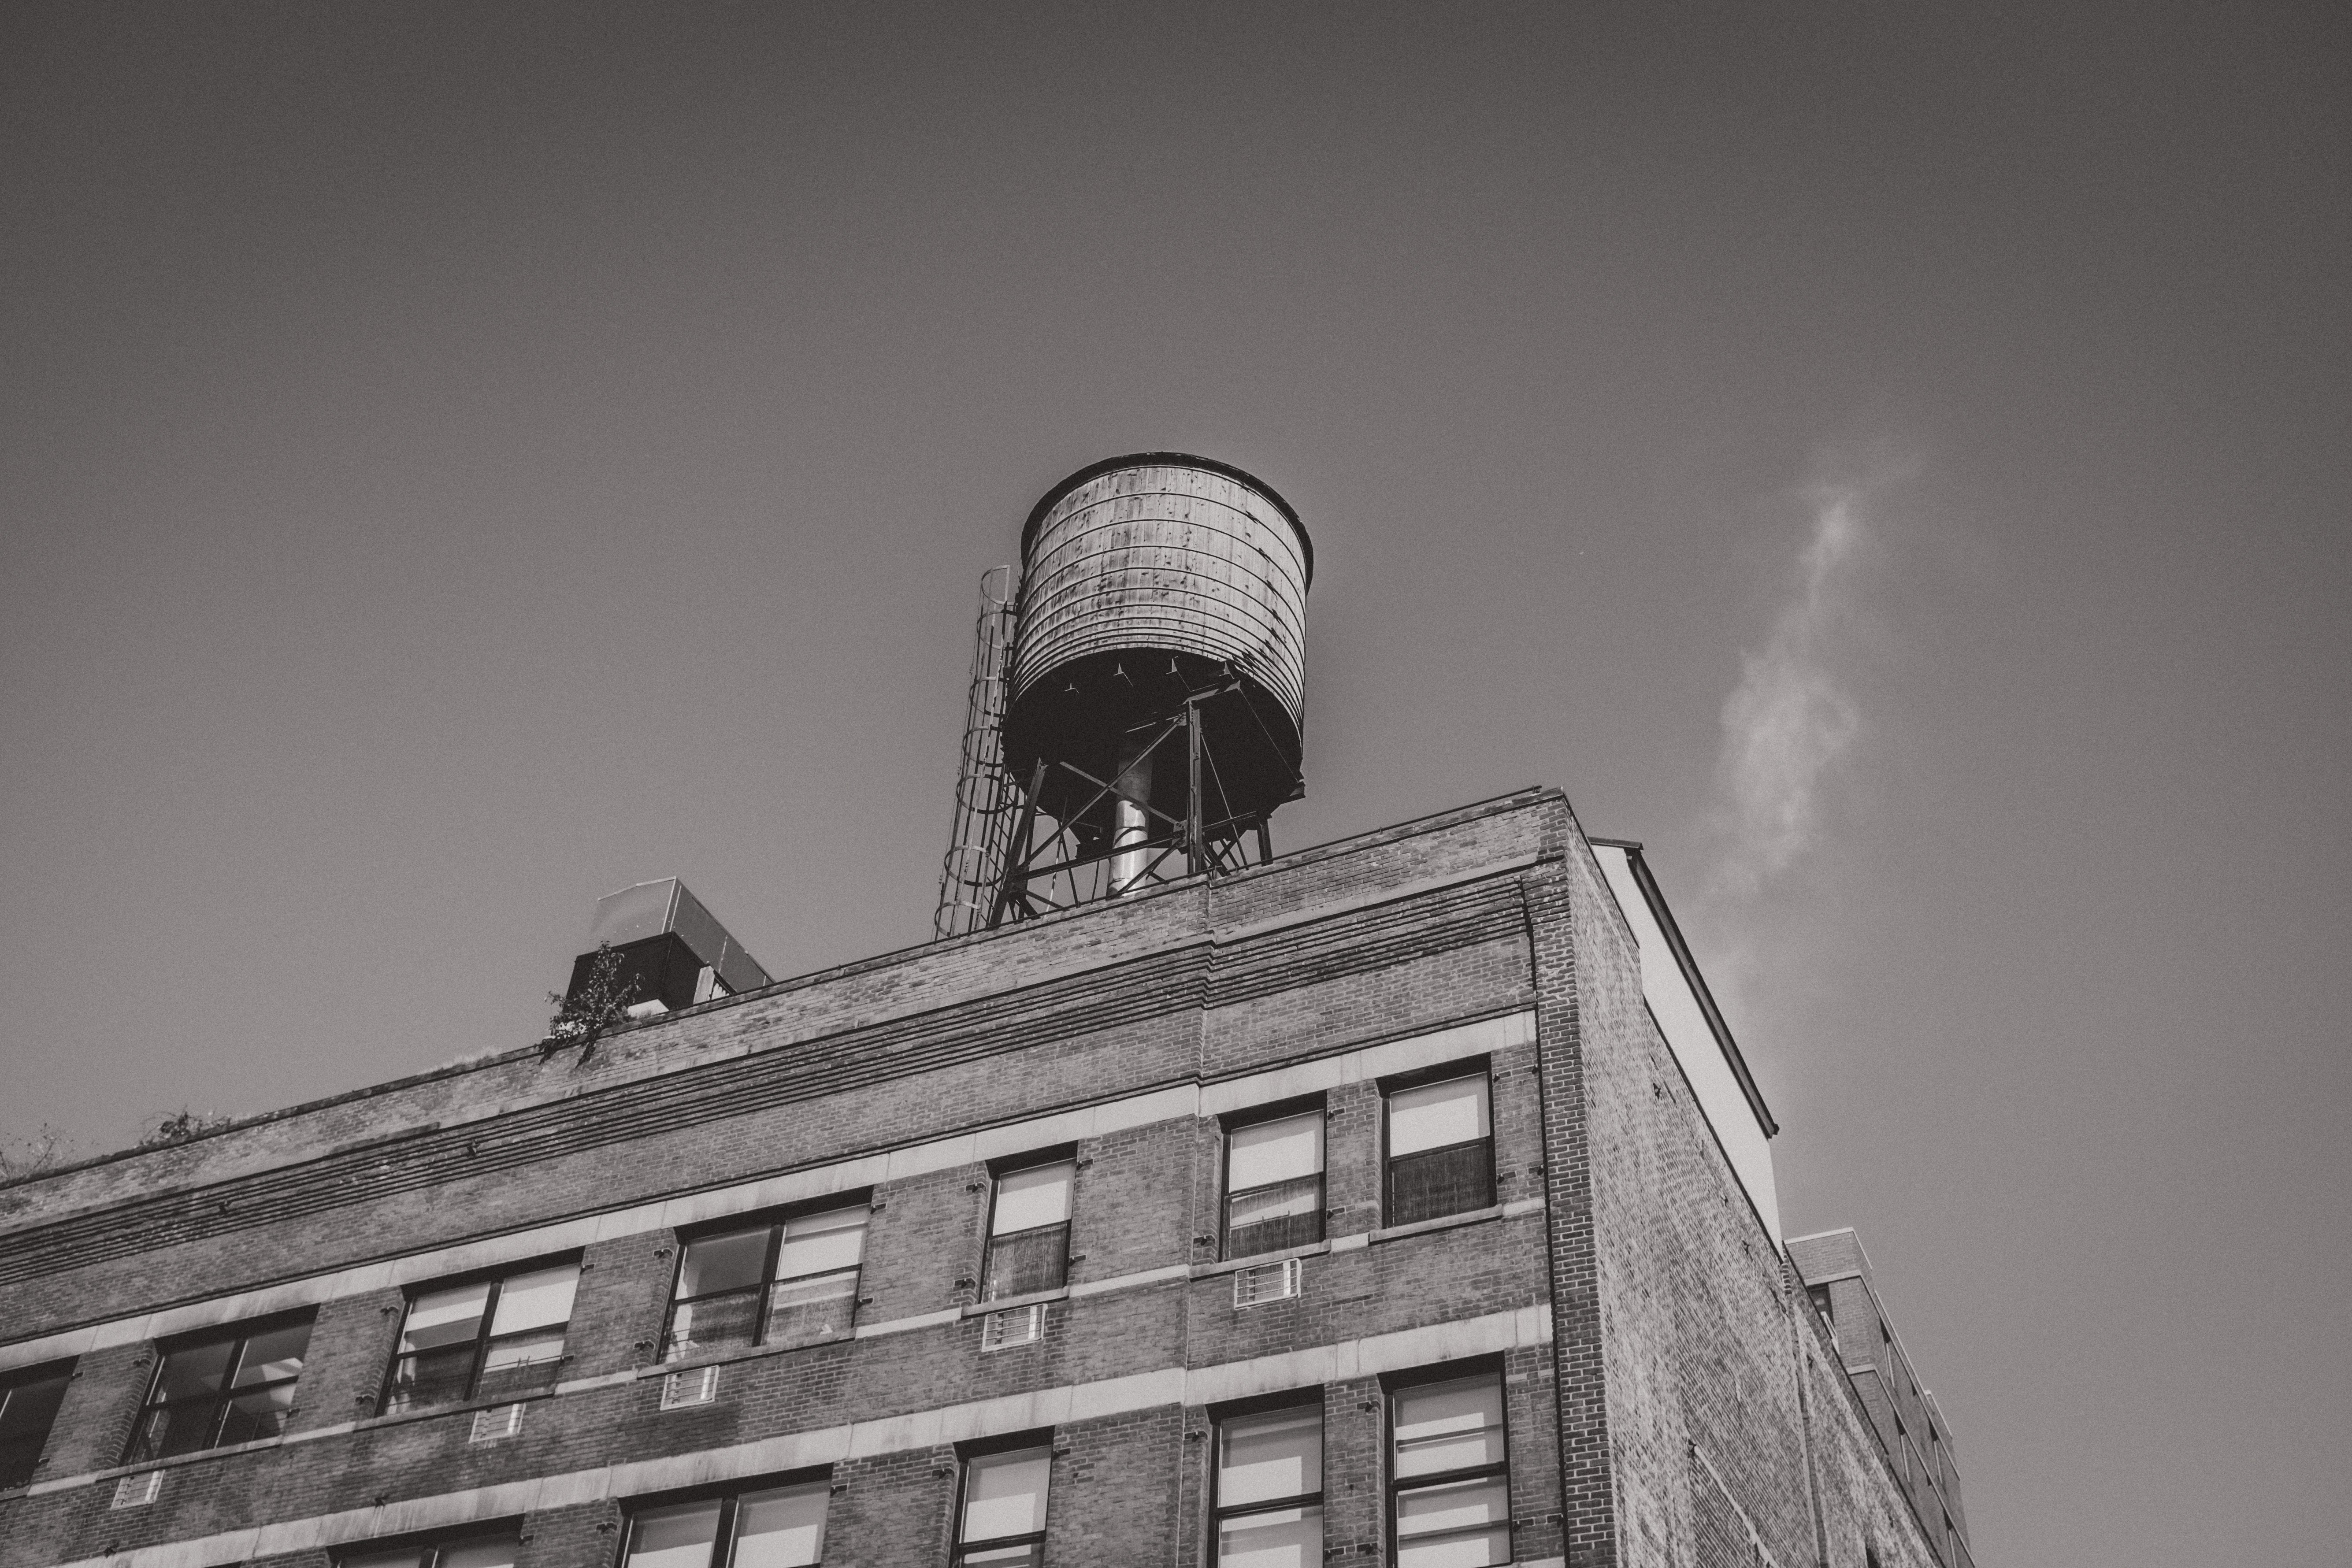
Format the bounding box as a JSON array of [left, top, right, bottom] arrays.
[[1706, 483, 1870, 904]]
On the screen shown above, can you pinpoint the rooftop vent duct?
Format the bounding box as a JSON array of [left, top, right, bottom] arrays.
[[562, 879, 769, 1018]]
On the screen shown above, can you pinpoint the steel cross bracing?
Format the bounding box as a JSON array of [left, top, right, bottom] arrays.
[[986, 675, 1279, 928]]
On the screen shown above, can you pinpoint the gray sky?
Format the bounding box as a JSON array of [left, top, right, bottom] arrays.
[[4, 5, 2345, 1564]]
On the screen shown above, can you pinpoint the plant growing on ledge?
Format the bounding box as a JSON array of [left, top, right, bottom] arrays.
[[137, 1107, 235, 1149], [544, 941, 640, 1063]]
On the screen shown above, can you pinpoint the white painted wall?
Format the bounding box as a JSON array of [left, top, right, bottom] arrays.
[[1590, 843, 1781, 1244]]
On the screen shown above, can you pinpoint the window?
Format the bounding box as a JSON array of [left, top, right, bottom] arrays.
[[1224, 1108, 1324, 1260], [1384, 1070, 1493, 1227], [0, 1358, 74, 1490], [1388, 1368, 1510, 1567], [982, 1160, 1074, 1301], [1807, 1285, 1834, 1325], [1213, 1400, 1323, 1565], [384, 1260, 579, 1412], [664, 1204, 869, 1362], [339, 1529, 520, 1568], [126, 1313, 312, 1463], [621, 1479, 831, 1568], [954, 1442, 1052, 1566]]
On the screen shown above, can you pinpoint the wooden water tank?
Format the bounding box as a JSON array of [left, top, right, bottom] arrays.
[[1003, 454, 1311, 839]]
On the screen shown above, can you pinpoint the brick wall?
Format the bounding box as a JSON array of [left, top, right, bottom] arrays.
[[0, 790, 1966, 1568]]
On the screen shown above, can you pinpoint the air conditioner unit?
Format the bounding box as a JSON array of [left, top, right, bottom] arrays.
[[469, 1402, 525, 1443], [1233, 1257, 1303, 1307], [980, 1301, 1048, 1351], [661, 1364, 721, 1408]]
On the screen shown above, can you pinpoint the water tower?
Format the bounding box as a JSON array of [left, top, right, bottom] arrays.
[[934, 454, 1312, 935]]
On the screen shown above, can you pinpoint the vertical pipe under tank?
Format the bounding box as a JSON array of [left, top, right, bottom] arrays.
[[1109, 738, 1154, 894]]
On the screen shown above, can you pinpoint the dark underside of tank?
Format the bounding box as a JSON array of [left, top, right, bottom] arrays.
[[1001, 649, 1303, 846]]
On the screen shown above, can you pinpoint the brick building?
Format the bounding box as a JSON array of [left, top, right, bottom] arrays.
[[0, 788, 1974, 1568], [1788, 1232, 1972, 1567]]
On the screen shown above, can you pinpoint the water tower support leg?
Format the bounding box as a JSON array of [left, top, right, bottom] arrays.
[[1187, 701, 1206, 879], [990, 759, 1048, 927]]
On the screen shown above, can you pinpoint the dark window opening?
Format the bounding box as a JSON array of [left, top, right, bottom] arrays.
[[0, 1358, 74, 1490], [983, 1161, 1074, 1301], [1388, 1367, 1511, 1567], [126, 1314, 313, 1464], [664, 1204, 869, 1362], [338, 1527, 522, 1568], [384, 1260, 579, 1413], [1384, 1071, 1494, 1227], [621, 1479, 830, 1567], [954, 1443, 1052, 1566], [1224, 1108, 1325, 1260], [1212, 1399, 1324, 1564]]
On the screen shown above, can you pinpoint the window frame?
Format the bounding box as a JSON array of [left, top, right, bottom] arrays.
[[1220, 1098, 1327, 1261], [1208, 1391, 1326, 1565], [1379, 1060, 1496, 1228], [979, 1151, 1077, 1303], [331, 1520, 525, 1568], [660, 1195, 872, 1363], [615, 1468, 834, 1568], [1384, 1360, 1513, 1568], [379, 1253, 581, 1415], [125, 1309, 315, 1465], [0, 1356, 75, 1490], [951, 1433, 1055, 1567]]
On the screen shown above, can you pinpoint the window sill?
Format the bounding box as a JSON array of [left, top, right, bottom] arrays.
[[961, 1285, 1069, 1319], [1191, 1239, 1332, 1279], [20, 1422, 302, 1496], [636, 1330, 857, 1379], [356, 1383, 563, 1431], [1369, 1203, 1509, 1244]]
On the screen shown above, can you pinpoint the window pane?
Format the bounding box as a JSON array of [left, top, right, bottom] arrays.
[[990, 1164, 1073, 1235], [154, 1338, 237, 1403], [777, 1208, 868, 1278], [1227, 1174, 1324, 1257], [1393, 1375, 1506, 1479], [0, 1368, 70, 1489], [765, 1268, 859, 1347], [1395, 1477, 1510, 1567], [387, 1343, 479, 1409], [1219, 1407, 1321, 1509], [1229, 1175, 1321, 1226], [231, 1321, 312, 1387], [0, 1369, 70, 1443], [1217, 1504, 1324, 1568], [732, 1482, 829, 1568], [983, 1224, 1068, 1299], [131, 1402, 212, 1461], [626, 1499, 723, 1568], [339, 1548, 427, 1568], [1385, 1142, 1494, 1227], [437, 1538, 521, 1568], [217, 1381, 296, 1445], [679, 1227, 773, 1300], [1387, 1076, 1489, 1157], [481, 1326, 567, 1373], [487, 1265, 578, 1335], [401, 1283, 493, 1353], [1228, 1113, 1322, 1190], [957, 1546, 1042, 1568], [962, 1447, 1051, 1542], [666, 1290, 761, 1358]]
